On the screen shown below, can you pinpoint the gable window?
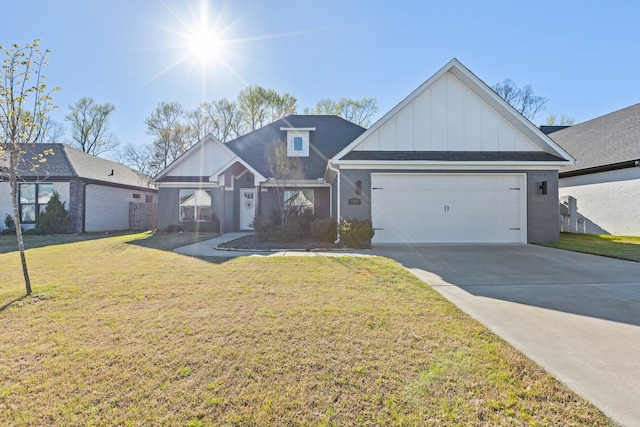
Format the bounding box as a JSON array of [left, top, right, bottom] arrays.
[[179, 189, 211, 221], [281, 127, 314, 157], [19, 183, 54, 224], [284, 189, 314, 215]]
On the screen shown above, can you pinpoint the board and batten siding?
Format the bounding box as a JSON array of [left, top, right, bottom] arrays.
[[353, 71, 540, 153], [165, 136, 237, 178]]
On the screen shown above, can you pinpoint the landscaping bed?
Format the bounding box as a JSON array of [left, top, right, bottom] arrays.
[[217, 234, 342, 251]]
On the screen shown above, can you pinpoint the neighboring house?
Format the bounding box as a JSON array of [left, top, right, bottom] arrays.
[[546, 104, 640, 236], [155, 58, 574, 244], [0, 144, 157, 233]]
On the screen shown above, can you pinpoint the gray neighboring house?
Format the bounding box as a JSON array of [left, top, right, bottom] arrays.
[[0, 144, 157, 233], [546, 103, 640, 236], [155, 58, 575, 243]]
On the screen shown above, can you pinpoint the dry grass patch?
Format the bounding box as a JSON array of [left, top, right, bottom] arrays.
[[0, 233, 614, 426]]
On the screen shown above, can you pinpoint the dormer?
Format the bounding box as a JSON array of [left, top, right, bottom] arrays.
[[280, 127, 315, 157]]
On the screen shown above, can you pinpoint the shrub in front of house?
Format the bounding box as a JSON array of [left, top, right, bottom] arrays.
[[4, 213, 15, 230], [339, 219, 375, 248], [310, 217, 338, 242], [36, 191, 70, 234]]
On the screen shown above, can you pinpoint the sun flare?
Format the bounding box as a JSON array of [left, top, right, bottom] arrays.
[[187, 26, 223, 64]]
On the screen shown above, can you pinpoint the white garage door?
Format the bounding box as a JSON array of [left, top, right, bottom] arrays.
[[371, 174, 526, 244]]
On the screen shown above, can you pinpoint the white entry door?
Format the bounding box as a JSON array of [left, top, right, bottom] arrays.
[[371, 173, 527, 244], [239, 188, 256, 230]]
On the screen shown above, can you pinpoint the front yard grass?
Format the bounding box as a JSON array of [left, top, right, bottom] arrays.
[[0, 233, 614, 426], [543, 232, 640, 262]]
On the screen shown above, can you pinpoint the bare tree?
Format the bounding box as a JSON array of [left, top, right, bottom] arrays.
[[266, 140, 305, 229], [144, 102, 195, 170], [0, 39, 58, 295], [188, 99, 243, 143], [65, 97, 118, 156], [492, 79, 547, 121], [304, 97, 378, 127]]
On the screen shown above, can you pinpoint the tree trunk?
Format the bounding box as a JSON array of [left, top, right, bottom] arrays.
[[10, 176, 32, 295]]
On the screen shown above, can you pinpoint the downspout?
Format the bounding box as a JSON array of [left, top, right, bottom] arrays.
[[81, 182, 87, 233], [326, 161, 340, 244]]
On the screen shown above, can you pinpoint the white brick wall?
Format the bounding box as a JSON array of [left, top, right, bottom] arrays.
[[85, 185, 151, 232], [559, 167, 640, 236]]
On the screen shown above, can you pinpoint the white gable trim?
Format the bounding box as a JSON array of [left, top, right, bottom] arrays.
[[332, 58, 575, 164], [154, 133, 226, 181], [208, 157, 267, 186]]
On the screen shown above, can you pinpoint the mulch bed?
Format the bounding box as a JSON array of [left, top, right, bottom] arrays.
[[217, 234, 342, 251]]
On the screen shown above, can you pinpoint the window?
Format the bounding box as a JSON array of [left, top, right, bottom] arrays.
[[132, 193, 141, 199], [179, 189, 211, 221], [284, 189, 314, 215], [19, 183, 54, 224], [293, 136, 303, 151]]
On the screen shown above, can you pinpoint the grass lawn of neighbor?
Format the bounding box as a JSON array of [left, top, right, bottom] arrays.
[[543, 232, 640, 262], [0, 232, 615, 426]]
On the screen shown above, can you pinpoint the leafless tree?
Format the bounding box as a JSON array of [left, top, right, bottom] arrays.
[[65, 97, 119, 156], [492, 79, 547, 121], [0, 39, 59, 295]]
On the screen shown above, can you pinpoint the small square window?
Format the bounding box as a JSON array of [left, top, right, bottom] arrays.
[[293, 136, 303, 151]]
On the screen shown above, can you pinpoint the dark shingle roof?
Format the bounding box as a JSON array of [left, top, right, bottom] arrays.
[[539, 125, 571, 135], [225, 115, 366, 179], [17, 144, 153, 189], [341, 151, 566, 162], [547, 103, 640, 173]]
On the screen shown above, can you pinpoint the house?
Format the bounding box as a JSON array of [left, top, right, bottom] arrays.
[[546, 104, 640, 236], [154, 115, 366, 232], [0, 143, 157, 233], [155, 58, 575, 244]]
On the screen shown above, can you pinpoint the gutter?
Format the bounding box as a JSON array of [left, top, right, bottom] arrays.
[[326, 161, 340, 244], [559, 159, 640, 178]]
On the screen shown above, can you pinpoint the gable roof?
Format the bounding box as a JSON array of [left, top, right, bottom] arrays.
[[332, 58, 574, 165], [225, 115, 366, 179], [547, 103, 640, 175], [15, 143, 153, 189]]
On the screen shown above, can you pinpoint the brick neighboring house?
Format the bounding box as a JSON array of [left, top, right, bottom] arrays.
[[546, 103, 640, 236], [0, 144, 157, 233], [155, 59, 575, 244]]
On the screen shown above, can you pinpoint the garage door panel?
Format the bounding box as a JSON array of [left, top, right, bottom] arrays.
[[371, 174, 526, 244]]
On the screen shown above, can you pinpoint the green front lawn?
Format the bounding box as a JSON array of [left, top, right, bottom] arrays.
[[0, 233, 614, 426], [543, 232, 640, 262]]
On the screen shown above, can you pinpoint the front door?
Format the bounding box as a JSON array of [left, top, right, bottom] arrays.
[[239, 188, 256, 230]]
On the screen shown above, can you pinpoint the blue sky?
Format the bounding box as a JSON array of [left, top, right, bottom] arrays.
[[4, 0, 640, 153]]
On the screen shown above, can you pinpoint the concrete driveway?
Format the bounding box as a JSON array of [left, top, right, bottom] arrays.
[[373, 244, 640, 427]]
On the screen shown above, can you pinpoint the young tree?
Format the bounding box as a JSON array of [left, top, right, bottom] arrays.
[[266, 140, 305, 229], [65, 96, 119, 156], [492, 79, 547, 121], [0, 39, 58, 295], [304, 97, 378, 127]]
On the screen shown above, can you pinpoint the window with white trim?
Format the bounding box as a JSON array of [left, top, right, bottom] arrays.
[[19, 183, 53, 224], [284, 189, 314, 215], [179, 189, 211, 221], [286, 131, 310, 157]]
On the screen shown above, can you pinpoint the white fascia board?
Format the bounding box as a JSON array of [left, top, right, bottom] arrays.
[[208, 156, 267, 186], [155, 182, 221, 189], [261, 179, 330, 187], [154, 133, 223, 180], [279, 127, 316, 131], [333, 161, 570, 170]]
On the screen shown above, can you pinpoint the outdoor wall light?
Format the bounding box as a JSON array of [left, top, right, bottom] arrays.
[[539, 181, 548, 195]]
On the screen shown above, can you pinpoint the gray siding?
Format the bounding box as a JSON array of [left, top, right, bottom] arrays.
[[157, 186, 223, 231], [339, 169, 560, 244]]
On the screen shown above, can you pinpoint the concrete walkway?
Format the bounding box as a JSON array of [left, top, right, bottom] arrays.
[[175, 236, 640, 426], [173, 232, 373, 258]]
